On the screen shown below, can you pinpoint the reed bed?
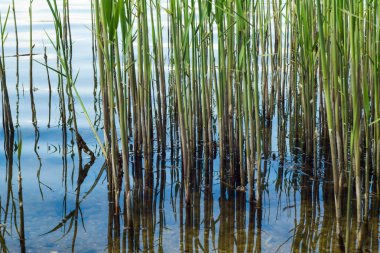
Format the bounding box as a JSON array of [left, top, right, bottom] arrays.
[[83, 0, 380, 228], [0, 0, 377, 251]]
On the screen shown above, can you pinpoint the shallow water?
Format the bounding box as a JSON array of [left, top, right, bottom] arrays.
[[0, 1, 379, 252]]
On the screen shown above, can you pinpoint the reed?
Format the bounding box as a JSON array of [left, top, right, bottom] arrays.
[[0, 5, 15, 248], [0, 5, 13, 137], [29, 0, 37, 124]]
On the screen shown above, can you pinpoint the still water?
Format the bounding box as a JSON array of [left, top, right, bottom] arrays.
[[0, 1, 379, 252]]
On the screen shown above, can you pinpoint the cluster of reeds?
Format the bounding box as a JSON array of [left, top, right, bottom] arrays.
[[316, 0, 380, 245], [88, 0, 380, 222], [8, 0, 375, 250], [1, 3, 26, 252]]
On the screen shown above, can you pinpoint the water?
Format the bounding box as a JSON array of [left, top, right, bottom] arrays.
[[0, 1, 379, 252]]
